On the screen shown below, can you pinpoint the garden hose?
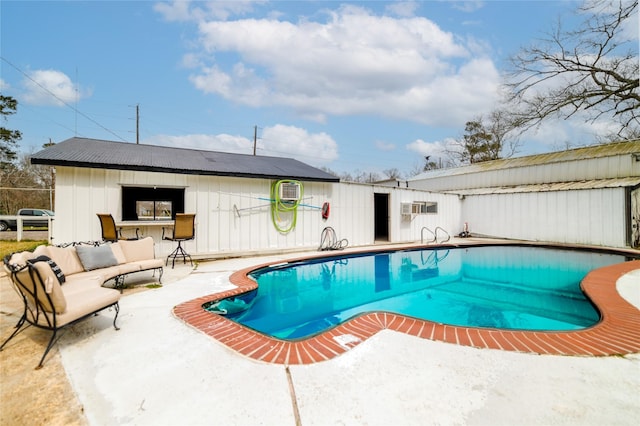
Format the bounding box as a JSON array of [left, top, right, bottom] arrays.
[[271, 180, 303, 234]]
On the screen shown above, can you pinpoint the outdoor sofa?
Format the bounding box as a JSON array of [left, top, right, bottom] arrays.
[[1, 237, 163, 369]]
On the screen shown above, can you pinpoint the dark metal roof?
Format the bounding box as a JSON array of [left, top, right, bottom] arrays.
[[31, 137, 340, 182]]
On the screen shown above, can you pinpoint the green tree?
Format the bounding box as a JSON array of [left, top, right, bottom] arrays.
[[456, 119, 503, 164], [1, 95, 22, 170]]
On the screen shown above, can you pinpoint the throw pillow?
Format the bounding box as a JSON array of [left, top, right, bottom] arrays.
[[28, 255, 66, 284], [75, 244, 119, 271]]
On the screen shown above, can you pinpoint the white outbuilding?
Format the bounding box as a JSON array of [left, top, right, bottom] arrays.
[[31, 137, 459, 259], [408, 140, 640, 248]]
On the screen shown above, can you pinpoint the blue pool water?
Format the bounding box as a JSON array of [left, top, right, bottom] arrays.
[[205, 245, 629, 340]]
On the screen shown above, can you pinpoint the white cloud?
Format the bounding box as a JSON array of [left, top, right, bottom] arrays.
[[376, 140, 396, 151], [178, 4, 500, 127], [385, 1, 419, 17], [148, 133, 253, 154], [147, 124, 338, 167], [153, 0, 195, 22], [21, 69, 89, 106], [518, 114, 619, 153], [580, 0, 638, 42], [406, 137, 459, 158], [0, 79, 8, 91], [259, 124, 338, 166], [451, 1, 485, 13], [620, 7, 639, 41], [154, 0, 266, 22]]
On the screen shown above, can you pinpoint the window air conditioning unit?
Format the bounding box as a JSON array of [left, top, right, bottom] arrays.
[[279, 182, 301, 201], [401, 203, 412, 215]]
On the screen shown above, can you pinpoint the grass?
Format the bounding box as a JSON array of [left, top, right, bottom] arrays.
[[1, 240, 47, 259]]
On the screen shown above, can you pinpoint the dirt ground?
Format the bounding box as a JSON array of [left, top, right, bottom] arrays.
[[0, 269, 87, 426], [0, 267, 157, 426]]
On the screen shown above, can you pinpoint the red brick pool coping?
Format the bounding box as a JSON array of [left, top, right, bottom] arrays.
[[173, 256, 640, 364]]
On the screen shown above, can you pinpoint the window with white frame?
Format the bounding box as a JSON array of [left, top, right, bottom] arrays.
[[413, 201, 438, 214]]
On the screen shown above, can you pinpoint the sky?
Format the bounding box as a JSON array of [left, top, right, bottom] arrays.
[[1, 0, 637, 178]]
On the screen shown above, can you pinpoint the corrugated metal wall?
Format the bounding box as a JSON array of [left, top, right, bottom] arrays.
[[410, 149, 639, 192], [51, 167, 461, 257], [461, 188, 628, 247]]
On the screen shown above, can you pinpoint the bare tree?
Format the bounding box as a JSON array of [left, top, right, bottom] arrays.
[[382, 168, 402, 180], [505, 0, 639, 139], [0, 147, 55, 215], [486, 109, 521, 158]]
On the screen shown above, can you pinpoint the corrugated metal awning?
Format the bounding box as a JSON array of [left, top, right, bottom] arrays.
[[446, 177, 640, 196], [410, 140, 640, 181]]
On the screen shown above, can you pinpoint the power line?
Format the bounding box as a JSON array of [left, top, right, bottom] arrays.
[[1, 57, 128, 142]]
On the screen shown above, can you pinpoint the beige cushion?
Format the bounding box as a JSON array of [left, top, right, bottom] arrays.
[[118, 237, 155, 263], [117, 263, 141, 275], [128, 258, 164, 271], [15, 261, 67, 314], [61, 277, 104, 297], [43, 245, 85, 276], [7, 251, 31, 268], [64, 270, 108, 285], [4, 251, 33, 276], [110, 243, 127, 264], [32, 245, 49, 257], [36, 277, 120, 327]]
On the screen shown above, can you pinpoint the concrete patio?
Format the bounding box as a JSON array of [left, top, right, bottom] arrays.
[[1, 249, 639, 425]]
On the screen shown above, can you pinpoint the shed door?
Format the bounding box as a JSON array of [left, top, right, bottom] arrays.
[[374, 193, 389, 241]]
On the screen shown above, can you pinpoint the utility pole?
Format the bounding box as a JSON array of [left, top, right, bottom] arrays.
[[136, 104, 140, 144], [253, 125, 257, 155]]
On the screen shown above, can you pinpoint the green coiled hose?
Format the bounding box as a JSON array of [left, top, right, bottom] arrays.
[[271, 180, 303, 234]]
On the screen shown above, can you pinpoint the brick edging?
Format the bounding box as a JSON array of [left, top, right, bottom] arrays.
[[173, 258, 640, 364]]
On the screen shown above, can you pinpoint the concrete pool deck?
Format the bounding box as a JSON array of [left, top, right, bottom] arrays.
[[1, 241, 639, 425]]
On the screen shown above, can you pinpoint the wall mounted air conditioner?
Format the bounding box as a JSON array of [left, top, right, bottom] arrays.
[[279, 182, 301, 201], [401, 203, 412, 216]]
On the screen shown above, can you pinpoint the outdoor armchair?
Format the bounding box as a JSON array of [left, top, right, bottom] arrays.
[[97, 213, 139, 242], [162, 213, 195, 268]]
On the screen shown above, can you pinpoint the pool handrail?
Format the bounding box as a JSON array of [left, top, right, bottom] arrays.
[[421, 226, 450, 244]]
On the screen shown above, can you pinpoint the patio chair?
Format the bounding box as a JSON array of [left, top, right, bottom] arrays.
[[162, 213, 195, 268], [97, 214, 139, 242], [1, 254, 121, 369]]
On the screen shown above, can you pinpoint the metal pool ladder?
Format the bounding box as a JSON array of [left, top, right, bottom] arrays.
[[421, 226, 450, 244]]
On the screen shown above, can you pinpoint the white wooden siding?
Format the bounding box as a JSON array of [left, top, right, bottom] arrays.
[[51, 167, 461, 257]]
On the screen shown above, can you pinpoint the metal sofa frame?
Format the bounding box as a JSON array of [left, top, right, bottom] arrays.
[[0, 257, 120, 369]]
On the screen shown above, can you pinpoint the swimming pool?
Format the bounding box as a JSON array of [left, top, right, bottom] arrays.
[[204, 245, 628, 340]]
